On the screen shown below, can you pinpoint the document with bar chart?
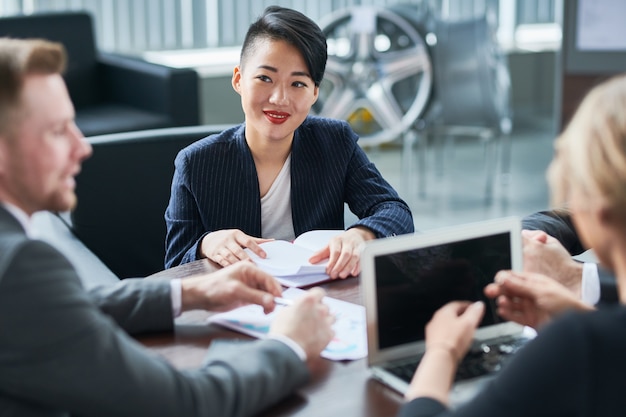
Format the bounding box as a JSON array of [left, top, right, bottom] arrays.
[[208, 287, 367, 361]]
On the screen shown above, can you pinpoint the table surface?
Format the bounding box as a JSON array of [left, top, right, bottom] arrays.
[[142, 259, 404, 417]]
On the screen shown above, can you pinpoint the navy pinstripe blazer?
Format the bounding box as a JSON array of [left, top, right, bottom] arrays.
[[165, 116, 414, 268]]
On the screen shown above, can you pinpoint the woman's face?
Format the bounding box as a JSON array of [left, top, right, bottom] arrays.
[[232, 38, 319, 144]]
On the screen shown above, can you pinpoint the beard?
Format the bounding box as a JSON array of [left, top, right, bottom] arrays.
[[46, 190, 77, 213]]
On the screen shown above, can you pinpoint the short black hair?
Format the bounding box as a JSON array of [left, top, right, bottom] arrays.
[[240, 6, 327, 87]]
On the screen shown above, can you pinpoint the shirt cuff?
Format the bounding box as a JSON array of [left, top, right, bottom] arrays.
[[581, 262, 600, 305], [268, 334, 307, 362], [170, 279, 183, 317]]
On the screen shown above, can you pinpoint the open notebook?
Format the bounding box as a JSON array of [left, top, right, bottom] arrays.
[[245, 230, 344, 287], [360, 217, 535, 406]]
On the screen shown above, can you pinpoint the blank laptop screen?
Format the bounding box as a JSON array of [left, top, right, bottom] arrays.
[[374, 232, 512, 350]]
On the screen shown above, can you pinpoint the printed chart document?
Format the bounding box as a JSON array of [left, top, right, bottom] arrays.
[[208, 287, 367, 361], [245, 230, 344, 287]]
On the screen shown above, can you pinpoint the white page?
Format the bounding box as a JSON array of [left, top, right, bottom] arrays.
[[276, 273, 332, 288], [244, 230, 346, 285], [245, 240, 327, 276], [292, 229, 344, 252]]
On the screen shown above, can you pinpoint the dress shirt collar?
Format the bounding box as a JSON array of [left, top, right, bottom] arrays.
[[1, 202, 34, 237]]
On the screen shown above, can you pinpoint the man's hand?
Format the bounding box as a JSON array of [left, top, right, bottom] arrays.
[[485, 270, 594, 329], [522, 229, 583, 298], [200, 229, 273, 267], [180, 261, 282, 313], [308, 227, 375, 279], [269, 287, 335, 359]]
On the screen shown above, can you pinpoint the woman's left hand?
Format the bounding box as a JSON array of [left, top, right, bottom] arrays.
[[484, 270, 594, 329], [308, 227, 375, 279]]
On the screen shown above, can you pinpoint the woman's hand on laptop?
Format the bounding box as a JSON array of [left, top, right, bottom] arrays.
[[485, 270, 595, 330], [424, 301, 486, 363], [405, 301, 485, 405]]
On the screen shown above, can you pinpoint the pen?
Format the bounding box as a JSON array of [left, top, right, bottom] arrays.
[[274, 297, 293, 306]]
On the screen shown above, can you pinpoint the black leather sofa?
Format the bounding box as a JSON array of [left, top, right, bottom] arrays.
[[0, 11, 200, 136]]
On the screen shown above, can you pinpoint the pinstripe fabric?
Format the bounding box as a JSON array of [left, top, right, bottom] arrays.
[[164, 116, 414, 268]]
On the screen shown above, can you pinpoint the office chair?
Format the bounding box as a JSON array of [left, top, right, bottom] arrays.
[[70, 125, 233, 278]]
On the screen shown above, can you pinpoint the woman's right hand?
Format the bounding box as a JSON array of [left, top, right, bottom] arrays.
[[200, 229, 273, 267], [424, 300, 485, 362], [405, 301, 484, 403]]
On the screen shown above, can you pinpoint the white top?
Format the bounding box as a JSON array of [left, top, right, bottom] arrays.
[[260, 154, 295, 241]]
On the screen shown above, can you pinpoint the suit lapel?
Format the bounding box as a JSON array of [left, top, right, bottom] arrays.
[[0, 205, 29, 281]]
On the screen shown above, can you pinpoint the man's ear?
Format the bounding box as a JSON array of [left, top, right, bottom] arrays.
[[232, 65, 242, 95]]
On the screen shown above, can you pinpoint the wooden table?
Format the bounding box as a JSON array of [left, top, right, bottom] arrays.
[[140, 259, 404, 417]]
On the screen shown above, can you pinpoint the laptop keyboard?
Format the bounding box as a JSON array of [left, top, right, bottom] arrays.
[[385, 335, 529, 383]]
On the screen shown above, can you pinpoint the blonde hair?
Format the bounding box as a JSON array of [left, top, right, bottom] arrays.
[[548, 74, 626, 223], [0, 37, 66, 135]]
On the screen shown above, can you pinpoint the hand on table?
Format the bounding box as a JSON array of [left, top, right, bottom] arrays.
[[200, 229, 273, 267], [484, 270, 594, 330], [180, 261, 282, 314], [308, 227, 375, 279], [522, 229, 584, 297], [269, 287, 335, 359]]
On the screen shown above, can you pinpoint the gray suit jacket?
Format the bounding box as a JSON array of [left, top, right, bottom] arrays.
[[0, 206, 309, 417]]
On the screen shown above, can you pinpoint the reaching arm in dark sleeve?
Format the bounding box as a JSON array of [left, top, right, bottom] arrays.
[[523, 209, 619, 305], [164, 149, 207, 268], [0, 240, 309, 417], [521, 209, 586, 255], [598, 265, 619, 305], [344, 135, 414, 238]]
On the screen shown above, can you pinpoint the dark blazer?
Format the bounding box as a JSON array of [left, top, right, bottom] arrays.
[[0, 206, 308, 417], [522, 209, 618, 304], [165, 116, 415, 268], [397, 308, 626, 416]]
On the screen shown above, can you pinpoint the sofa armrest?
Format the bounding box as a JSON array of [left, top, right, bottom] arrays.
[[98, 52, 200, 127]]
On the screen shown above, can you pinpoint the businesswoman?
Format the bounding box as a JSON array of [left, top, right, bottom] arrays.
[[399, 74, 626, 416], [165, 6, 414, 278]]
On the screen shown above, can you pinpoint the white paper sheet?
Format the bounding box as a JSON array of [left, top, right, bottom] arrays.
[[208, 287, 367, 361]]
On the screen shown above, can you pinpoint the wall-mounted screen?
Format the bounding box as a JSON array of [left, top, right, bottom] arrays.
[[565, 0, 626, 73]]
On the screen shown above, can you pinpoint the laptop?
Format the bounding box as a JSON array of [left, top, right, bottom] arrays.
[[361, 216, 534, 406]]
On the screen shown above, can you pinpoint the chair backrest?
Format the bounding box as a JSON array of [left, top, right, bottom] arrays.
[[70, 124, 233, 278], [0, 11, 100, 108]]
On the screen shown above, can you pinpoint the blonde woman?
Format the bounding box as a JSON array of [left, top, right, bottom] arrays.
[[399, 74, 626, 416]]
